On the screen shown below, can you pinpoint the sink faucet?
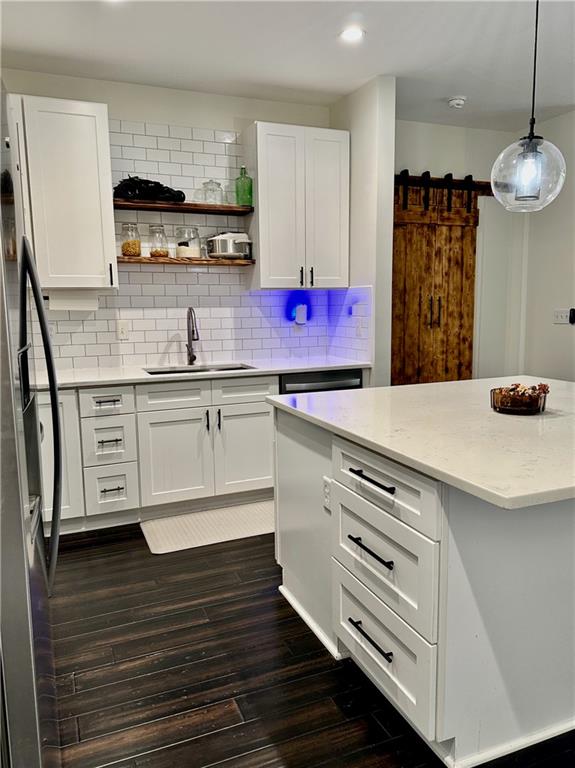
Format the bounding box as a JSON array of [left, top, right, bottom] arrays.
[[186, 306, 199, 365]]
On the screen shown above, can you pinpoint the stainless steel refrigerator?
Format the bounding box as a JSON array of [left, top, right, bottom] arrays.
[[0, 84, 62, 768]]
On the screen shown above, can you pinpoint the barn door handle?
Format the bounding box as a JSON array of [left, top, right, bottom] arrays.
[[428, 296, 434, 328], [436, 296, 442, 327]]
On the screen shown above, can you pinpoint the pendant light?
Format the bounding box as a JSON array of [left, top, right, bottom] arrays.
[[491, 0, 566, 212]]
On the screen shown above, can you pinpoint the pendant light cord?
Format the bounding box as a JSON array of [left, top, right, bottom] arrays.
[[529, 0, 540, 138]]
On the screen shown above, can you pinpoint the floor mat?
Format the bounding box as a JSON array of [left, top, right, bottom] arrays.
[[140, 500, 274, 554]]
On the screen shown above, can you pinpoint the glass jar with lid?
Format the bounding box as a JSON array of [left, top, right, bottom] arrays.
[[175, 226, 201, 259], [121, 223, 141, 258], [202, 179, 223, 204], [149, 225, 169, 258]]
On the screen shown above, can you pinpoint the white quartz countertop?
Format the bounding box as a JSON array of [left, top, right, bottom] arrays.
[[268, 376, 575, 509], [36, 357, 370, 390]]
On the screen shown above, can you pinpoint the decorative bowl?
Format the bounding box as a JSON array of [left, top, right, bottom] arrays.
[[490, 383, 549, 415]]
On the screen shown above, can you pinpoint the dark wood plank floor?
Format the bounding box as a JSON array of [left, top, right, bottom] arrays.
[[52, 526, 575, 768]]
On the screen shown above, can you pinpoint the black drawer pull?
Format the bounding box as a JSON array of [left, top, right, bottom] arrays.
[[347, 535, 394, 571], [95, 398, 121, 406], [101, 486, 124, 495], [97, 438, 122, 447], [348, 617, 393, 663], [349, 467, 396, 496]]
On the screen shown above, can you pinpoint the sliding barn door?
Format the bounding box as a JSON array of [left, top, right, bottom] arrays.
[[392, 187, 479, 385]]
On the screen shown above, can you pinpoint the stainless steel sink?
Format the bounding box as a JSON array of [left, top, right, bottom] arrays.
[[144, 363, 255, 375]]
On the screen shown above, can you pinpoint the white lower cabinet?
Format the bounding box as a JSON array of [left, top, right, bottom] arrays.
[[84, 462, 140, 516], [138, 407, 215, 506], [39, 374, 280, 527], [333, 559, 437, 740], [81, 413, 137, 467], [38, 390, 84, 522], [213, 402, 274, 495]]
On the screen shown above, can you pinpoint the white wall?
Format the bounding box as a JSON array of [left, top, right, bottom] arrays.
[[474, 198, 528, 378], [524, 110, 575, 381], [1, 69, 330, 132], [330, 76, 396, 385], [395, 120, 515, 180]]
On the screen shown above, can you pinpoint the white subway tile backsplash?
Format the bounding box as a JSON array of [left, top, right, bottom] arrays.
[[112, 159, 135, 172], [192, 128, 214, 141], [123, 147, 147, 160], [169, 125, 193, 139], [215, 130, 237, 144], [110, 132, 134, 146], [203, 142, 226, 155], [157, 137, 181, 151], [121, 120, 145, 135], [146, 123, 169, 137], [134, 160, 159, 174], [180, 139, 203, 153], [134, 135, 158, 149]]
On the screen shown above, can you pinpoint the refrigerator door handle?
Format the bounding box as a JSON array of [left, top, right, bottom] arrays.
[[19, 236, 62, 595]]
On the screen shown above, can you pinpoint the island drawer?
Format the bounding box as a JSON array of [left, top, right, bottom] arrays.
[[333, 559, 437, 740], [136, 381, 212, 411], [79, 386, 135, 418], [84, 462, 139, 516], [332, 481, 439, 642], [81, 414, 137, 467], [211, 376, 279, 405], [332, 438, 442, 540]]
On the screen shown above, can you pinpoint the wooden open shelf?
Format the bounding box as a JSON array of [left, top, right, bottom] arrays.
[[118, 255, 254, 267], [113, 199, 254, 216]]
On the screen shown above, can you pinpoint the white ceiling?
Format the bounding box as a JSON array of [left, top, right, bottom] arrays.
[[2, 0, 574, 131]]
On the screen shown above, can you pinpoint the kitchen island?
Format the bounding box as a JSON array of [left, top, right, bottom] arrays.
[[268, 376, 575, 768]]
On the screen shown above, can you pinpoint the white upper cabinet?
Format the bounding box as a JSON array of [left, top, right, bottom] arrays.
[[305, 128, 350, 288], [247, 122, 349, 289], [9, 95, 117, 292]]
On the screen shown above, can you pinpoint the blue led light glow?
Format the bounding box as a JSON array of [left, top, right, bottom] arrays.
[[284, 290, 315, 322]]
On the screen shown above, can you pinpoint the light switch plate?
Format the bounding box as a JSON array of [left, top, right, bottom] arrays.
[[553, 309, 570, 325]]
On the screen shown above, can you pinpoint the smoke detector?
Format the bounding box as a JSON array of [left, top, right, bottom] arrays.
[[448, 96, 467, 110]]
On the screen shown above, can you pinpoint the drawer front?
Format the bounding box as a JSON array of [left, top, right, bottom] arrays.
[[211, 375, 279, 405], [136, 381, 212, 412], [333, 559, 437, 740], [81, 414, 137, 467], [333, 438, 442, 540], [332, 481, 439, 642], [84, 462, 139, 516], [79, 387, 135, 418]]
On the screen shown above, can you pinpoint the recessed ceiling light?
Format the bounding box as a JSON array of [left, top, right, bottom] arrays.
[[339, 25, 365, 44]]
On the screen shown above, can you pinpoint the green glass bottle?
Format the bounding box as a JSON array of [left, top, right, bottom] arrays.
[[235, 166, 253, 206]]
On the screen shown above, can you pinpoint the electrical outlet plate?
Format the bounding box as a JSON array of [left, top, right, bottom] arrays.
[[117, 320, 130, 340], [553, 309, 570, 325]]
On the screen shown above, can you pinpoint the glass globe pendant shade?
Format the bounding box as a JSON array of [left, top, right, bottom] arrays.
[[491, 135, 566, 212]]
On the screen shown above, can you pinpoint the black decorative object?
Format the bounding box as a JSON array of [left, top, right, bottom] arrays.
[[114, 176, 185, 204]]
